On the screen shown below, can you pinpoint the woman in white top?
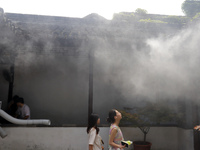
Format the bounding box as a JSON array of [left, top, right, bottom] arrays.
[[87, 114, 104, 150]]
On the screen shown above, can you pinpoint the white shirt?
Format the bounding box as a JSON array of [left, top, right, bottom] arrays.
[[16, 104, 30, 119], [88, 128, 102, 150]]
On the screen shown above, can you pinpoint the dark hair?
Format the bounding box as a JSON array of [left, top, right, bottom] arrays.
[[13, 95, 19, 102], [87, 114, 100, 134], [107, 109, 116, 123], [15, 97, 24, 104]]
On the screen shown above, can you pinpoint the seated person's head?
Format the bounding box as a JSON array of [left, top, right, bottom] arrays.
[[15, 98, 24, 107]]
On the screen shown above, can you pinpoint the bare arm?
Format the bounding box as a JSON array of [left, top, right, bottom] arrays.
[[109, 128, 125, 149], [89, 145, 93, 150], [194, 125, 200, 130], [23, 115, 29, 119]]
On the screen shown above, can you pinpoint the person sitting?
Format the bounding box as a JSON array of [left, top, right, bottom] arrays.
[[15, 97, 31, 120]]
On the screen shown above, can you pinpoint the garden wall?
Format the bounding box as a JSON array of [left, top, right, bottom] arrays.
[[0, 127, 193, 150]]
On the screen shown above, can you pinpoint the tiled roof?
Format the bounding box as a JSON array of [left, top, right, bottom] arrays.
[[0, 7, 187, 61], [2, 12, 112, 52], [0, 8, 110, 60], [4, 12, 109, 39], [0, 8, 22, 64], [0, 10, 30, 40]]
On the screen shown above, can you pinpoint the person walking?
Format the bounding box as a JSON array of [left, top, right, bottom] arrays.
[[87, 114, 104, 150]]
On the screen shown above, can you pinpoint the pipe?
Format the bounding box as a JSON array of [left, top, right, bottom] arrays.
[[0, 109, 51, 125], [0, 127, 7, 138]]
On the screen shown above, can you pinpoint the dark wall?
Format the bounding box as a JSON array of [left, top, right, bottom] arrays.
[[14, 53, 89, 125], [0, 65, 10, 110]]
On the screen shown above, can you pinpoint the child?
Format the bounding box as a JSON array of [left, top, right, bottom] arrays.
[[107, 109, 126, 150], [87, 114, 104, 150]]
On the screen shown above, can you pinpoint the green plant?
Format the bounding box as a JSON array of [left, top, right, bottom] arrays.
[[139, 18, 167, 24], [120, 101, 185, 144], [192, 12, 200, 21], [120, 110, 151, 144]]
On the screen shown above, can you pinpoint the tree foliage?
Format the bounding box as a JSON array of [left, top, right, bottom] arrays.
[[135, 8, 148, 15], [193, 12, 200, 21], [182, 0, 200, 17]]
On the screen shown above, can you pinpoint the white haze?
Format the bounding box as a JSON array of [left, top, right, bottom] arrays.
[[1, 0, 185, 20], [9, 19, 200, 124], [93, 23, 200, 103]]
